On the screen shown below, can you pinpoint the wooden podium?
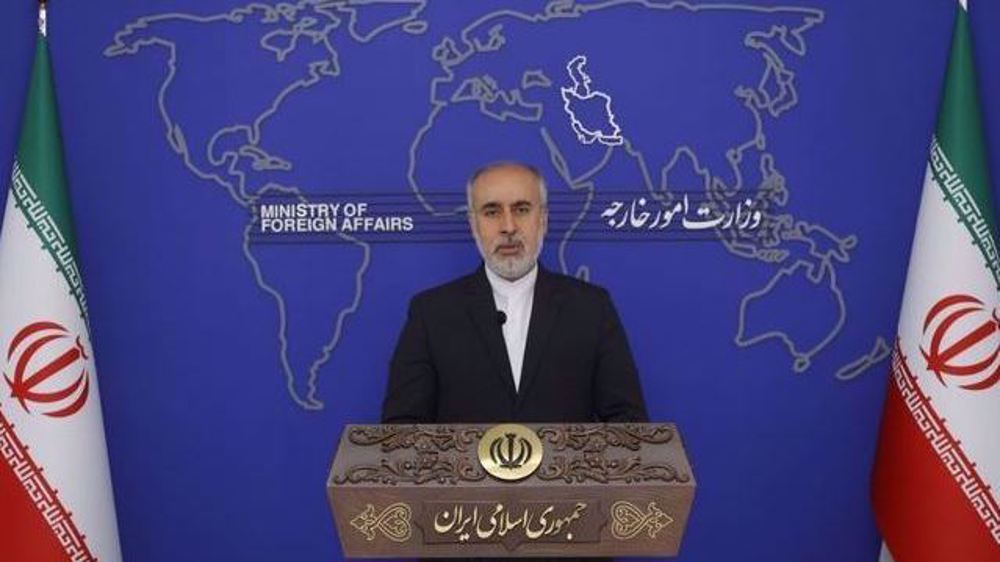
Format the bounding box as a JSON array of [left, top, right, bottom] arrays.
[[327, 423, 696, 558]]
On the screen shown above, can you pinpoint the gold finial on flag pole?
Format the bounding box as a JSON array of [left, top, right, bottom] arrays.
[[38, 0, 47, 37]]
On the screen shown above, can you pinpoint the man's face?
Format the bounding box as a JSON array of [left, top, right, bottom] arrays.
[[469, 165, 548, 281]]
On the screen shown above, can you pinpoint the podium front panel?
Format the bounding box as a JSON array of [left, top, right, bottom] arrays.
[[327, 423, 696, 558]]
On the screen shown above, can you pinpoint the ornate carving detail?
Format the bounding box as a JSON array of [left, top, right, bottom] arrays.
[[347, 425, 484, 453], [335, 424, 688, 486], [537, 424, 674, 452], [333, 452, 487, 485], [537, 454, 690, 484], [350, 503, 413, 542], [610, 501, 673, 540]]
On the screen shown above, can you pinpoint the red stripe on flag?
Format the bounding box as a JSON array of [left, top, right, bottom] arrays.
[[0, 442, 67, 562], [0, 410, 96, 562], [872, 345, 1000, 562]]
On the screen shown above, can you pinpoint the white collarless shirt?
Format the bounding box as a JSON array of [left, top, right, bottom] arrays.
[[484, 265, 537, 392]]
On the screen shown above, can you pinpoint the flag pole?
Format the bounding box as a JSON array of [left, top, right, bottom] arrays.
[[871, 0, 1000, 560], [38, 0, 47, 37], [0, 0, 123, 558]]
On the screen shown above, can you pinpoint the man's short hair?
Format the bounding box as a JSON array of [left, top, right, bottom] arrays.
[[465, 161, 549, 213]]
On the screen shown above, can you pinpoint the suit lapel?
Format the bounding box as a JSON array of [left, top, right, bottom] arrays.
[[517, 266, 564, 403], [464, 266, 517, 401]]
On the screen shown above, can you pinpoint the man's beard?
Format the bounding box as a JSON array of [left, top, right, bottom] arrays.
[[474, 232, 543, 281]]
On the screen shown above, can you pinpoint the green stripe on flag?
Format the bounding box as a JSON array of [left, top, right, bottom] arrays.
[[929, 138, 1000, 287], [15, 35, 79, 260], [935, 8, 995, 238], [10, 34, 89, 320]]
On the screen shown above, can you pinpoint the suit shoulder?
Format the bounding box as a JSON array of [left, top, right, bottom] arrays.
[[409, 271, 477, 306], [546, 270, 611, 300]]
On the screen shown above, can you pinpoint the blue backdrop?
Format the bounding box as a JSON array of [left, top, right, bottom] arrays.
[[2, 1, 1000, 561]]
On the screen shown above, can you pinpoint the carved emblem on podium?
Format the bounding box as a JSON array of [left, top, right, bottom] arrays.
[[610, 500, 673, 540], [347, 425, 484, 452], [350, 502, 413, 542], [333, 452, 486, 485], [538, 424, 676, 452], [478, 424, 544, 481], [534, 425, 692, 484]]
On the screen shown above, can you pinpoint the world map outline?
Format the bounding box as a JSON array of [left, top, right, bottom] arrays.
[[104, 0, 890, 411]]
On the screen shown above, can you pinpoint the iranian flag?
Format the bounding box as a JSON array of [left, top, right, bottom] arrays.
[[0, 5, 122, 562], [871, 1, 1000, 561]]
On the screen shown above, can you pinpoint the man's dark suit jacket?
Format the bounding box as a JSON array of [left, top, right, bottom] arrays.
[[382, 264, 648, 424]]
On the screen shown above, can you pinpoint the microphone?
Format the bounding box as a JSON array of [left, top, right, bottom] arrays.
[[496, 310, 507, 326]]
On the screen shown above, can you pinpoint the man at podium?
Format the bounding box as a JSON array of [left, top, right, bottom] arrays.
[[382, 161, 648, 425]]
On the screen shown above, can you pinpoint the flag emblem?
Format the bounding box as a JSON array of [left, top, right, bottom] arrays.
[[919, 293, 1000, 390], [4, 320, 91, 417]]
